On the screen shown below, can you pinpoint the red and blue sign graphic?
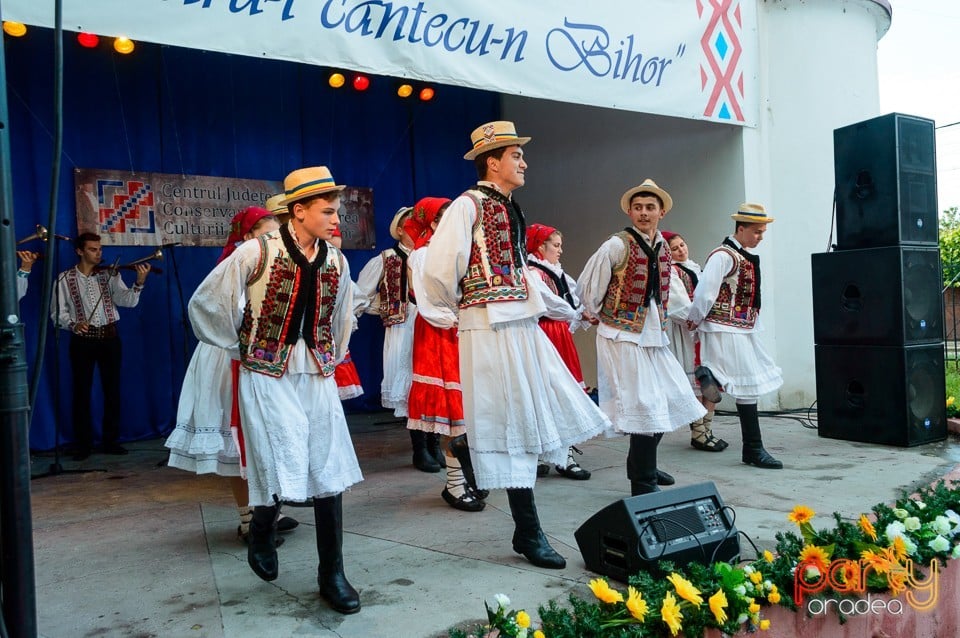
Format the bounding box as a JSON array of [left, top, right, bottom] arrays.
[[698, 0, 745, 122]]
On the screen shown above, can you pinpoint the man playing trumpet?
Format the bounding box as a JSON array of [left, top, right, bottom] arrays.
[[52, 232, 151, 460]]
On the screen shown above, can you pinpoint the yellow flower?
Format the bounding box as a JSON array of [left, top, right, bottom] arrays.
[[660, 591, 684, 637], [858, 514, 877, 541], [769, 584, 778, 594], [948, 396, 955, 407], [891, 535, 908, 561], [666, 572, 703, 607], [708, 589, 728, 625], [763, 550, 774, 563], [861, 549, 891, 574], [798, 545, 830, 574], [749, 600, 761, 614], [588, 578, 623, 604], [626, 586, 648, 622], [787, 505, 815, 525], [534, 632, 545, 638], [760, 619, 771, 631], [749, 571, 763, 585], [515, 610, 530, 629], [768, 591, 781, 604]]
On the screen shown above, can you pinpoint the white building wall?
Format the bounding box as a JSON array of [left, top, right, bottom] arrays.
[[503, 0, 890, 409]]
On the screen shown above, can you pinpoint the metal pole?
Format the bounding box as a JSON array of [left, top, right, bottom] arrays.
[[0, 3, 39, 637]]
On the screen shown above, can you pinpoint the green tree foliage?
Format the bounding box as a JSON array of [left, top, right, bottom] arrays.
[[940, 207, 960, 288]]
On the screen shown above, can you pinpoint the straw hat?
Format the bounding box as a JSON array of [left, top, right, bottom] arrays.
[[463, 120, 531, 160], [279, 166, 345, 206], [390, 206, 413, 240], [620, 178, 673, 214], [265, 193, 287, 215], [731, 202, 775, 223]]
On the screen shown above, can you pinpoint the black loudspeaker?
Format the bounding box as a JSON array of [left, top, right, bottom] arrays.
[[575, 482, 739, 583], [834, 113, 937, 250], [811, 246, 943, 345], [815, 343, 946, 447]]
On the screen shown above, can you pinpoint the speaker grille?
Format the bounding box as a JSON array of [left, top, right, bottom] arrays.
[[642, 506, 706, 543]]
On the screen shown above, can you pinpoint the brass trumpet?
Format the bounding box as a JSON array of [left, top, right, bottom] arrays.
[[17, 224, 49, 245], [94, 248, 164, 274], [16, 224, 72, 245]]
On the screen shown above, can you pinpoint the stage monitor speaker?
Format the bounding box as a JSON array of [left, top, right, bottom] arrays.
[[575, 482, 739, 584], [834, 112, 937, 250], [815, 343, 946, 447], [811, 246, 943, 345]]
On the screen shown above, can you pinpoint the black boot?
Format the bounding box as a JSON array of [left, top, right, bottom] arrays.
[[425, 433, 446, 469], [448, 434, 488, 499], [738, 403, 783, 469], [627, 434, 661, 495], [506, 488, 566, 569], [314, 495, 361, 614], [410, 430, 441, 473], [247, 504, 279, 581]]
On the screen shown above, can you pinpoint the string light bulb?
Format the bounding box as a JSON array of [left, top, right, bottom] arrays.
[[419, 87, 435, 102], [2, 21, 27, 37], [352, 75, 370, 91], [113, 36, 135, 54], [328, 72, 345, 88], [397, 84, 413, 98], [77, 32, 99, 48]]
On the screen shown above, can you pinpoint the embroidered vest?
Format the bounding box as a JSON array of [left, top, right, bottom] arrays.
[[673, 264, 696, 301], [528, 261, 576, 309], [239, 232, 342, 378], [458, 190, 529, 308], [378, 246, 408, 327], [704, 246, 760, 329], [598, 231, 672, 333], [65, 268, 120, 326]]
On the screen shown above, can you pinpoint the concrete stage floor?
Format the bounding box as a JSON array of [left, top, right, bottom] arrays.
[[27, 410, 960, 637]]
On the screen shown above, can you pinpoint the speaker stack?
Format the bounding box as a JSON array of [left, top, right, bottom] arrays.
[[812, 113, 946, 446]]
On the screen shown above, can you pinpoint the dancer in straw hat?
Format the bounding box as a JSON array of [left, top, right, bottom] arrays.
[[188, 167, 364, 614], [686, 203, 784, 469], [577, 179, 706, 496], [421, 121, 610, 568], [356, 205, 446, 473]]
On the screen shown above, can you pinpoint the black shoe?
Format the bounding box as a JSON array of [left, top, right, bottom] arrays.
[[441, 487, 485, 512], [247, 505, 279, 581], [694, 366, 723, 403], [656, 469, 675, 486], [410, 431, 441, 473], [512, 529, 566, 569], [631, 481, 661, 496], [555, 462, 591, 480], [72, 448, 91, 461], [742, 446, 783, 469], [277, 515, 299, 533], [426, 434, 446, 469], [102, 444, 128, 455], [319, 571, 361, 614], [536, 463, 550, 477]]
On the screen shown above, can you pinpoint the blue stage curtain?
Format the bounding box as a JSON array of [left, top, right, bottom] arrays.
[[6, 30, 498, 450]]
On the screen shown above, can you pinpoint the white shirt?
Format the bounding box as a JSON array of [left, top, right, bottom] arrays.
[[52, 267, 142, 331]]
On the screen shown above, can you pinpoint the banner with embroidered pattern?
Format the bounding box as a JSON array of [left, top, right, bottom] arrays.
[[74, 168, 375, 248]]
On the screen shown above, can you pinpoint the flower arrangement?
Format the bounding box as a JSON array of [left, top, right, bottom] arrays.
[[448, 479, 960, 637]]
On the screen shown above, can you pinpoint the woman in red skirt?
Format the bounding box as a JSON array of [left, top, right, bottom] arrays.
[[405, 197, 485, 512], [526, 223, 593, 480]]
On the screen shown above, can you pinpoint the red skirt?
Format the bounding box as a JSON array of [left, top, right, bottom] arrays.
[[334, 350, 363, 400], [539, 317, 585, 387], [230, 359, 247, 472], [406, 315, 465, 436]]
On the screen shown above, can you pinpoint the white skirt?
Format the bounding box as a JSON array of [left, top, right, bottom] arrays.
[[239, 369, 363, 506], [164, 343, 240, 476], [596, 335, 706, 435], [667, 322, 699, 395], [459, 316, 610, 489], [381, 306, 417, 416], [700, 331, 783, 399]]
